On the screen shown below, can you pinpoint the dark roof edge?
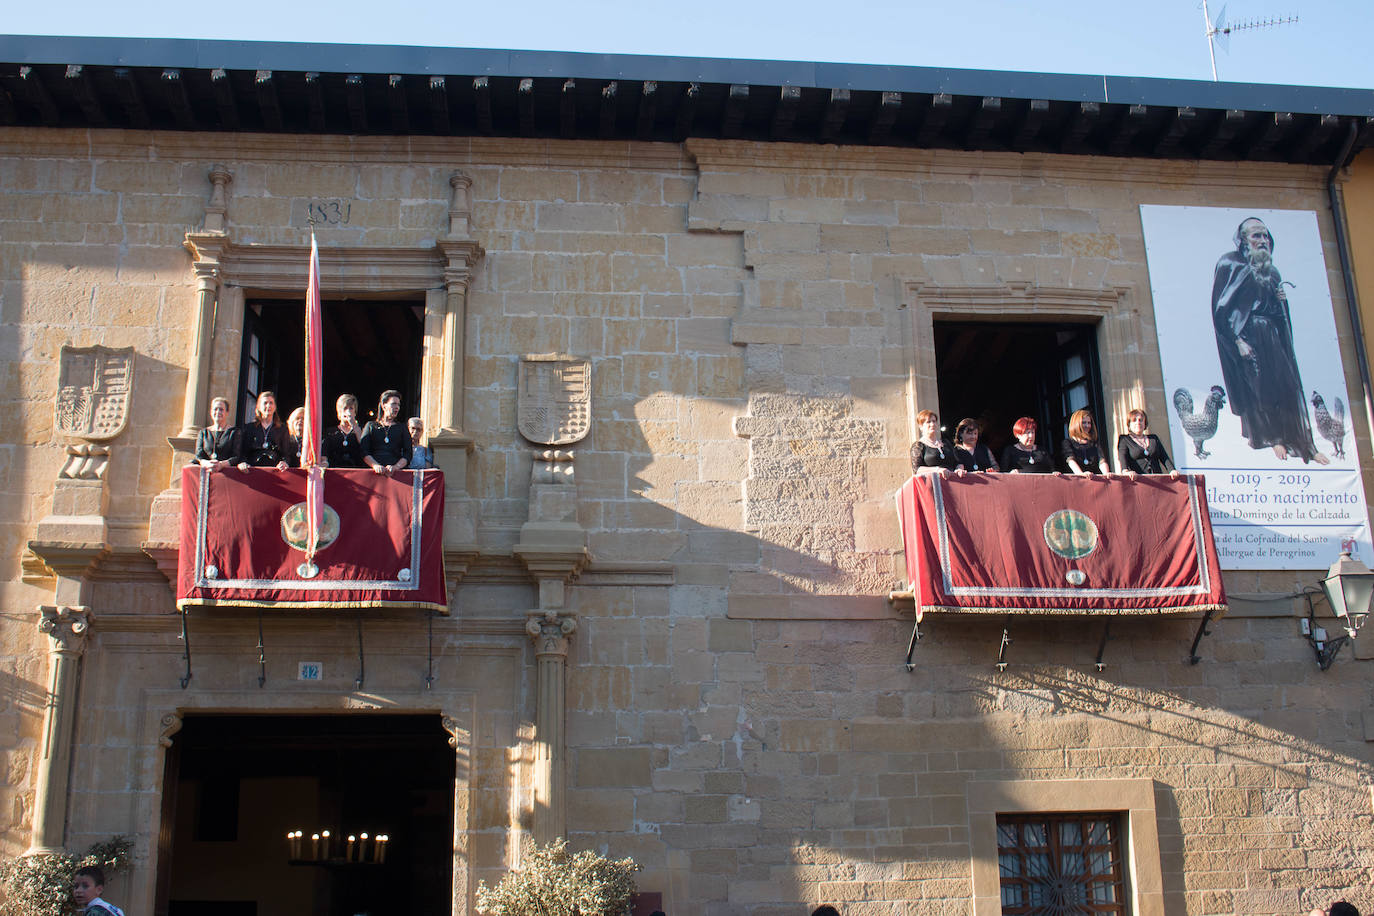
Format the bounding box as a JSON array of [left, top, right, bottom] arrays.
[[4, 34, 1374, 116]]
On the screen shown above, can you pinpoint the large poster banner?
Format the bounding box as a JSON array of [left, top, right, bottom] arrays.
[[177, 466, 447, 611], [1140, 205, 1371, 569]]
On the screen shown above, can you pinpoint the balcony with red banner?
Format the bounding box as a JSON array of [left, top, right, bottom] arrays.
[[176, 466, 447, 612], [893, 473, 1228, 670]]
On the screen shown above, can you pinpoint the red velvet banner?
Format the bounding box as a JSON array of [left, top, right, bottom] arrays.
[[896, 474, 1227, 621], [178, 466, 447, 611]]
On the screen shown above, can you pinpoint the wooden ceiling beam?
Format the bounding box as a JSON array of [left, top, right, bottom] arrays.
[[428, 75, 449, 134], [636, 80, 657, 140], [345, 73, 367, 133], [113, 67, 150, 129], [388, 74, 409, 133], [65, 65, 107, 126], [210, 67, 239, 129], [162, 69, 196, 129], [255, 70, 283, 131], [819, 87, 849, 142], [559, 78, 577, 138], [19, 66, 60, 126], [673, 82, 699, 141]]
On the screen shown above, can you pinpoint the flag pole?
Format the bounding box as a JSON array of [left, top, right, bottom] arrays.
[[300, 230, 325, 577]]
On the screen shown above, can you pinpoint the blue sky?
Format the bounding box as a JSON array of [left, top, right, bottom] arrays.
[[7, 0, 1374, 90]]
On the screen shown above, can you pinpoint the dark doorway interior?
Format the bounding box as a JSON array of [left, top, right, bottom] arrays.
[[934, 320, 1106, 461], [161, 714, 454, 916], [237, 299, 424, 427]]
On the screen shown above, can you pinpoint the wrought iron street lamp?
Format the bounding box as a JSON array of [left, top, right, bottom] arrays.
[[1306, 550, 1373, 670]]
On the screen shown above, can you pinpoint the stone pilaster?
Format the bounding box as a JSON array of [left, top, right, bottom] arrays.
[[524, 611, 577, 844], [174, 264, 222, 443], [434, 171, 481, 441], [27, 605, 92, 855], [176, 166, 233, 446], [431, 171, 483, 556]]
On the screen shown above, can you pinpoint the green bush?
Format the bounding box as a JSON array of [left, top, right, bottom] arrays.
[[0, 837, 132, 916], [476, 838, 639, 916]]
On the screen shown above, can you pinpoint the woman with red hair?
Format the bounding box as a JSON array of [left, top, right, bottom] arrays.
[[1001, 416, 1054, 473]]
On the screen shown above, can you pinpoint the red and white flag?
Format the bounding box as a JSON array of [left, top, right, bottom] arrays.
[[303, 233, 324, 562]]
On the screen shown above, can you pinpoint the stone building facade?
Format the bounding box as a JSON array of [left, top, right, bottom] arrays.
[[2, 38, 1373, 916]]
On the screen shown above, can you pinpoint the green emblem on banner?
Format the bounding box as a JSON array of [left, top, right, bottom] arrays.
[[1043, 509, 1099, 561], [281, 502, 341, 553]]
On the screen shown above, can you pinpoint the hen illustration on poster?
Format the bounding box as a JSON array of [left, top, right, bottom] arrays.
[[1140, 205, 1371, 570]]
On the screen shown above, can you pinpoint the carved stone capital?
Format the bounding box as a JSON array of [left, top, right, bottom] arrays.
[[437, 239, 483, 286], [37, 606, 92, 655], [183, 231, 229, 268], [190, 260, 221, 287], [525, 612, 577, 659]]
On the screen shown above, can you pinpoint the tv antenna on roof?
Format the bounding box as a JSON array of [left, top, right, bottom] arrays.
[[1202, 0, 1299, 80]]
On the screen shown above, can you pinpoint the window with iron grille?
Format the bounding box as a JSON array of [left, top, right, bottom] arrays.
[[997, 812, 1127, 915]]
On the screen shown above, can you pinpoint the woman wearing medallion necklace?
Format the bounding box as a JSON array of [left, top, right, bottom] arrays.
[[909, 410, 964, 478], [1116, 408, 1181, 480], [362, 389, 412, 476], [1001, 416, 1055, 474], [195, 396, 239, 471], [322, 393, 365, 468], [952, 418, 999, 473], [236, 390, 290, 470], [1060, 408, 1112, 476]]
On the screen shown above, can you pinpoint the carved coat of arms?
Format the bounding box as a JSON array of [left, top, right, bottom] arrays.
[[517, 356, 590, 446], [55, 345, 134, 441]]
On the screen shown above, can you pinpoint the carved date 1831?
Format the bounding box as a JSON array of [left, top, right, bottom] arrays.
[[306, 200, 353, 225]]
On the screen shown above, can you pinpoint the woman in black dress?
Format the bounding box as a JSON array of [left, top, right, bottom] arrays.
[[1061, 408, 1111, 475], [194, 396, 239, 471], [1001, 416, 1055, 474], [1116, 409, 1181, 480], [236, 390, 290, 470], [952, 418, 999, 473], [322, 393, 365, 468], [362, 389, 413, 476], [909, 409, 963, 478]]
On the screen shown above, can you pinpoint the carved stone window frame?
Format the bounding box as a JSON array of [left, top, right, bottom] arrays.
[[172, 170, 480, 471], [900, 281, 1145, 446], [967, 777, 1165, 916], [181, 237, 479, 451]]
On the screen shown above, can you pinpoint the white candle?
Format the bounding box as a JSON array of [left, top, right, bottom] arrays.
[[311, 833, 320, 860], [377, 834, 388, 864], [359, 833, 370, 863], [346, 835, 356, 862]]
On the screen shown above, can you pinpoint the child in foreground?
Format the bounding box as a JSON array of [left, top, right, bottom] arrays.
[[73, 865, 125, 916]]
